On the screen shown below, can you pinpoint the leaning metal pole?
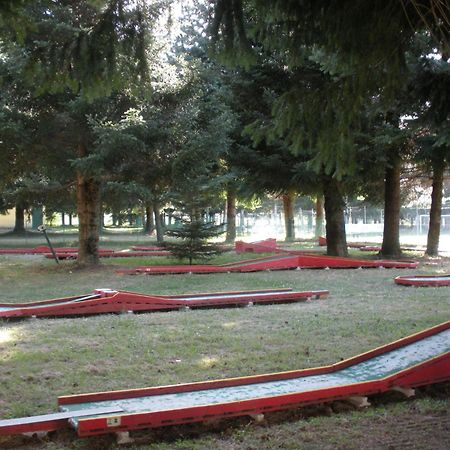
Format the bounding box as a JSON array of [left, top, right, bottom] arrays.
[[37, 225, 59, 264]]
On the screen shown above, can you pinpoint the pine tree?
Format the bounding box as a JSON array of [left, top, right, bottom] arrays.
[[164, 214, 224, 265]]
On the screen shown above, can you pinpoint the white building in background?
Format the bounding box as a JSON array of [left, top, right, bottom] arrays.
[[0, 208, 38, 230], [0, 209, 30, 229]]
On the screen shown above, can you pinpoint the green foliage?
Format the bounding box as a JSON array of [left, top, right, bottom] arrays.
[[222, 64, 320, 196], [209, 0, 450, 178], [0, 55, 72, 213], [400, 35, 450, 177], [212, 1, 449, 72], [0, 0, 165, 99]]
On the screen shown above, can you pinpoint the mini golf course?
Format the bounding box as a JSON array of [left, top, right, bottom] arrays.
[[0, 288, 329, 319], [1, 321, 448, 441]]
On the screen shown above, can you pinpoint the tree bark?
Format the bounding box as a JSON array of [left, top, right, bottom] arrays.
[[76, 143, 101, 266], [315, 195, 325, 238], [13, 203, 26, 233], [144, 204, 155, 234], [76, 175, 101, 266], [426, 158, 445, 256], [153, 201, 164, 243], [380, 151, 402, 257], [323, 177, 348, 256], [225, 187, 237, 243], [282, 192, 295, 242]]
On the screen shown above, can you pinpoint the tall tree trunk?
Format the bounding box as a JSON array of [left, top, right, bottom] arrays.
[[153, 201, 164, 243], [323, 176, 348, 256], [426, 158, 445, 256], [77, 176, 101, 266], [13, 203, 26, 233], [76, 143, 101, 266], [144, 203, 155, 234], [225, 187, 236, 243], [315, 195, 325, 238], [380, 151, 402, 257], [282, 192, 295, 242]]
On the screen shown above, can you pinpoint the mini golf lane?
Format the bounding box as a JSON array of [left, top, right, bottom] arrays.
[[0, 288, 328, 319], [0, 246, 169, 258], [394, 274, 450, 287], [118, 253, 418, 275], [1, 321, 448, 439]]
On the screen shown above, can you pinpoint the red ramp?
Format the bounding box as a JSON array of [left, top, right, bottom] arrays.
[[0, 321, 448, 439], [0, 288, 328, 319], [235, 238, 278, 253], [118, 253, 418, 275]]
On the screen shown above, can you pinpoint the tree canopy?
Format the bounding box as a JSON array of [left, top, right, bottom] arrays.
[[0, 0, 164, 98], [210, 1, 450, 177]]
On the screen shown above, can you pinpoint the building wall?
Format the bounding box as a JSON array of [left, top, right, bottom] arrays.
[[0, 209, 16, 228], [0, 209, 32, 229]]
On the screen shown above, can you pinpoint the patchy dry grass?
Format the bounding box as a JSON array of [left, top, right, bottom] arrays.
[[0, 236, 449, 449]]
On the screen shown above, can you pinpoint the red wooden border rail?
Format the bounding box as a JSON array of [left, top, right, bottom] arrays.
[[45, 250, 171, 259], [0, 246, 170, 258], [0, 246, 115, 255], [394, 274, 450, 287]]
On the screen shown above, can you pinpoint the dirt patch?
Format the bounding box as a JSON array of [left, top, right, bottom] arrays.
[[363, 409, 449, 450]]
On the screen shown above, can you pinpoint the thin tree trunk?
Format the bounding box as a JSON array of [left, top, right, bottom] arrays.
[[153, 202, 164, 243], [13, 204, 26, 233], [76, 143, 101, 266], [323, 177, 348, 256], [77, 176, 101, 266], [225, 187, 236, 243], [98, 204, 104, 234], [144, 204, 155, 234], [380, 152, 402, 257], [315, 195, 325, 238], [426, 158, 445, 256], [282, 192, 295, 242]]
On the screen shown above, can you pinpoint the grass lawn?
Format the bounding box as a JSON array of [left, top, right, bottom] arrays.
[[0, 235, 449, 449]]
